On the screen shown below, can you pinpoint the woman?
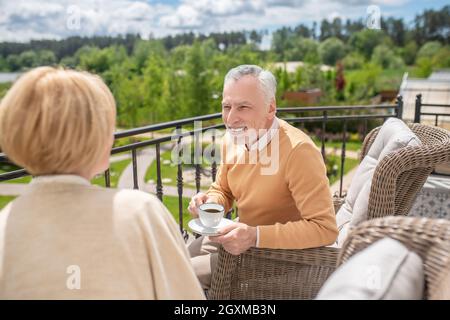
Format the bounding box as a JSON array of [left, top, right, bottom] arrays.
[[0, 67, 204, 299]]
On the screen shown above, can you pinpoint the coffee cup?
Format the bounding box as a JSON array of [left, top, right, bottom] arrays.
[[198, 203, 224, 228]]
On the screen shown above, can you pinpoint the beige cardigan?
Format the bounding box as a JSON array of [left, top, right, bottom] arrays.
[[0, 175, 204, 300]]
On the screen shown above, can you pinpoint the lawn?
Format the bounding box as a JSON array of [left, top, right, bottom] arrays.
[[0, 196, 16, 210], [160, 195, 192, 231], [144, 150, 211, 190], [312, 136, 362, 152], [327, 155, 360, 185], [91, 158, 132, 188]]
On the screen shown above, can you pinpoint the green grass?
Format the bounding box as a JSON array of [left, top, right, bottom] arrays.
[[312, 137, 362, 152], [144, 150, 209, 190], [0, 196, 16, 210], [160, 195, 192, 230], [327, 155, 360, 185], [0, 164, 32, 184], [91, 159, 131, 187]]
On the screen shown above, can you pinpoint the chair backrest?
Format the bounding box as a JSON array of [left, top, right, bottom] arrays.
[[338, 216, 450, 299], [359, 122, 450, 220]]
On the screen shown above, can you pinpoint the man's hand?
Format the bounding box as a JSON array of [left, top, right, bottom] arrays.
[[188, 192, 210, 218], [209, 222, 257, 255]]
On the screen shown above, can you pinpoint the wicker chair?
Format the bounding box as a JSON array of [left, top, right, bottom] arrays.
[[337, 216, 450, 299], [208, 122, 450, 300]]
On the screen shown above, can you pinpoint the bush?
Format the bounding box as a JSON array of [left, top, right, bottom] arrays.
[[342, 52, 365, 70], [318, 37, 346, 66], [371, 45, 404, 69]]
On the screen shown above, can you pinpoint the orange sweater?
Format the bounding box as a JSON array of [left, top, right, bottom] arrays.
[[207, 119, 338, 249]]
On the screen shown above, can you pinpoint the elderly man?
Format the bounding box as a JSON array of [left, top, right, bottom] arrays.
[[188, 64, 338, 289]]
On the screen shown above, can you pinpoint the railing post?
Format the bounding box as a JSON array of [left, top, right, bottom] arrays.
[[155, 143, 163, 201], [104, 169, 111, 188], [211, 133, 217, 182], [414, 94, 422, 123], [131, 149, 138, 190], [396, 95, 403, 119], [321, 111, 327, 162]]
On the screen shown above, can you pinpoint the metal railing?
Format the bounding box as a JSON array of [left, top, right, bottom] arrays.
[[0, 98, 403, 237], [414, 93, 450, 125]]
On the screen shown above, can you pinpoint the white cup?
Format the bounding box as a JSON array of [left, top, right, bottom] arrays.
[[198, 203, 224, 228]]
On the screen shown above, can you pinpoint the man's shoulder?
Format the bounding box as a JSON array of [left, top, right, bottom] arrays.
[[277, 118, 315, 151]]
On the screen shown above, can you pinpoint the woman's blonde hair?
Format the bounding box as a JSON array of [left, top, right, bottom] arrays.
[[0, 66, 116, 175]]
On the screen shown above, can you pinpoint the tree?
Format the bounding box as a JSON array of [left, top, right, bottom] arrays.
[[184, 41, 212, 116], [19, 50, 38, 68], [285, 37, 319, 63], [342, 52, 365, 70], [348, 29, 387, 59], [371, 45, 404, 69], [0, 56, 8, 71], [401, 41, 418, 65], [6, 54, 21, 71], [141, 53, 170, 123], [37, 50, 56, 66], [318, 37, 346, 65], [416, 41, 442, 60]]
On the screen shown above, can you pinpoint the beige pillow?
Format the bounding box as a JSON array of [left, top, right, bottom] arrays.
[[334, 118, 421, 246], [317, 237, 424, 300]]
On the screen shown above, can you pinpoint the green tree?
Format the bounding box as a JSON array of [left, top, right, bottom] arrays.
[[6, 54, 21, 71], [37, 50, 56, 66], [416, 41, 442, 60], [371, 45, 404, 69], [342, 52, 365, 70], [401, 41, 418, 65], [318, 37, 346, 65], [19, 50, 38, 68], [141, 53, 170, 123], [184, 41, 212, 116], [349, 29, 387, 59]]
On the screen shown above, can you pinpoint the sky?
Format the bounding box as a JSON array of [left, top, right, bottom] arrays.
[[0, 0, 448, 47]]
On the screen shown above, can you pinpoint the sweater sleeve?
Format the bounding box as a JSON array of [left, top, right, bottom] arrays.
[[258, 141, 338, 249]]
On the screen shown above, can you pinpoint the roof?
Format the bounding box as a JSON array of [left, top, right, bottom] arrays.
[[270, 61, 333, 73], [398, 70, 450, 126]]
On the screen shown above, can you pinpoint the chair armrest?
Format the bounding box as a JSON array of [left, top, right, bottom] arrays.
[[208, 245, 339, 300], [333, 194, 345, 213]]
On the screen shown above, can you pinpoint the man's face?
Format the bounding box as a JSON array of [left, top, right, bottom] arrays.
[[221, 75, 276, 143]]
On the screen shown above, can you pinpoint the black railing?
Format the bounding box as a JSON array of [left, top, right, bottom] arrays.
[[414, 93, 450, 125], [0, 98, 403, 237]]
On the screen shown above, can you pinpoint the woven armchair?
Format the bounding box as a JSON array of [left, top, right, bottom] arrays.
[[208, 122, 450, 300], [338, 216, 450, 299]]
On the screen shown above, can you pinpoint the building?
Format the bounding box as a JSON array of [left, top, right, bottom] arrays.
[[399, 70, 450, 127]]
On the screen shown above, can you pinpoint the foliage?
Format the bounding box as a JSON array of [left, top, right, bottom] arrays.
[[318, 37, 346, 65]]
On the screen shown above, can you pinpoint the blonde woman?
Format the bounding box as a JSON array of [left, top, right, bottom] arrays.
[[0, 67, 204, 300]]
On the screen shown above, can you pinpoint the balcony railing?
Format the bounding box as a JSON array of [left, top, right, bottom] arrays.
[[414, 93, 450, 126], [0, 98, 404, 238]]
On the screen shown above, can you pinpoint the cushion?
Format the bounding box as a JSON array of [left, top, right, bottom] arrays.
[[334, 118, 421, 246], [317, 237, 424, 300]]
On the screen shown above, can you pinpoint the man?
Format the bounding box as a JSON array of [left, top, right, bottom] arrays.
[[188, 65, 338, 289]]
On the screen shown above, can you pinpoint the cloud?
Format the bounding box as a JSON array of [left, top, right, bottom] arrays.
[[0, 0, 413, 42]]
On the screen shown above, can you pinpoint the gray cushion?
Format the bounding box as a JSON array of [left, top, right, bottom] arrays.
[[317, 237, 424, 300]]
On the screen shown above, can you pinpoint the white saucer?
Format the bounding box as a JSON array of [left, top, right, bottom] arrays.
[[188, 218, 234, 236]]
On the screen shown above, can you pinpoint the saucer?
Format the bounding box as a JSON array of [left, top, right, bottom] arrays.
[[188, 218, 233, 236]]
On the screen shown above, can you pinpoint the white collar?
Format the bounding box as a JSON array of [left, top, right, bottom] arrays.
[[246, 117, 279, 152]]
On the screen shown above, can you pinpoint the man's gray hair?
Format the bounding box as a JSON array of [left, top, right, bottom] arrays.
[[224, 65, 277, 104]]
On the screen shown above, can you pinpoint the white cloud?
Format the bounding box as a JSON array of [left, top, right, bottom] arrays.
[[0, 0, 413, 42]]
